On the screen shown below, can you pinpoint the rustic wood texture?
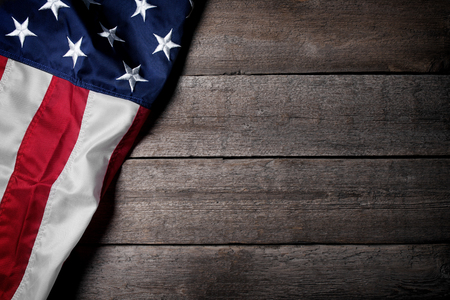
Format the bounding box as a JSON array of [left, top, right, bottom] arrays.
[[183, 0, 450, 75], [132, 75, 450, 157], [49, 0, 450, 298], [81, 158, 450, 245], [50, 245, 450, 300]]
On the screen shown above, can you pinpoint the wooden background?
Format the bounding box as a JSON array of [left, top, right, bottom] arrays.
[[49, 0, 450, 298]]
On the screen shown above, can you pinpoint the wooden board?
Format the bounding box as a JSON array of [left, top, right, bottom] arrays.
[[132, 75, 450, 157], [46, 1, 450, 298], [182, 0, 450, 75], [81, 158, 450, 245], [49, 244, 450, 299]]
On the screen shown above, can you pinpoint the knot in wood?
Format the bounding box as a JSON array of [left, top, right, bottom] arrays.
[[441, 263, 450, 279]]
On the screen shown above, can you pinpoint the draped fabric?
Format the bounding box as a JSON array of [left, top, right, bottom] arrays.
[[0, 1, 193, 299]]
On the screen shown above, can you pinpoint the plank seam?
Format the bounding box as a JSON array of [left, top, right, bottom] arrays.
[[182, 72, 450, 77], [127, 155, 450, 160], [78, 242, 450, 247]]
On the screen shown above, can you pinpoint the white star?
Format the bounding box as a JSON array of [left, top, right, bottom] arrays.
[[39, 0, 70, 21], [63, 37, 87, 68], [98, 23, 125, 47], [131, 0, 156, 21], [82, 0, 101, 9], [152, 29, 181, 61], [116, 62, 148, 92], [6, 17, 37, 48]]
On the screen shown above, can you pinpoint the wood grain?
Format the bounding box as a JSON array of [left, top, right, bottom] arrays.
[[47, 1, 450, 298], [132, 75, 450, 157], [182, 0, 450, 75], [49, 244, 450, 299], [81, 158, 450, 245]]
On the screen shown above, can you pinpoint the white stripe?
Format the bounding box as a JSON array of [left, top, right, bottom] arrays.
[[12, 91, 140, 300], [0, 59, 52, 203]]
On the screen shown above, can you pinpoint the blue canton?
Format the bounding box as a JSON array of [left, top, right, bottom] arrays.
[[0, 0, 192, 108]]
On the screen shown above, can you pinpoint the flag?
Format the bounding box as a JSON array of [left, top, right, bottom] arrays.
[[0, 1, 193, 299]]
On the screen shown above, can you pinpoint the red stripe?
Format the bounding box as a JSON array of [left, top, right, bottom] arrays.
[[0, 77, 89, 300], [0, 55, 7, 80], [101, 106, 150, 198]]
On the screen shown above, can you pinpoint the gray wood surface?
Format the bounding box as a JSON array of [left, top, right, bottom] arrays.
[[132, 75, 450, 157], [49, 0, 450, 298], [82, 158, 450, 245], [183, 0, 450, 75], [50, 245, 450, 299]]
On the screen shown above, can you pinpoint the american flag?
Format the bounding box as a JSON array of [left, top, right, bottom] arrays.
[[0, 1, 192, 299]]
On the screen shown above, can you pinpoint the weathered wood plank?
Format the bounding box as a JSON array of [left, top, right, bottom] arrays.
[[132, 75, 450, 157], [182, 0, 450, 75], [81, 159, 450, 245], [49, 244, 450, 299]]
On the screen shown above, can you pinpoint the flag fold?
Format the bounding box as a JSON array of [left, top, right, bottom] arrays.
[[0, 1, 193, 299]]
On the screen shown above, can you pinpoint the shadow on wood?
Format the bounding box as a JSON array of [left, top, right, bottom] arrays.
[[47, 1, 208, 298]]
